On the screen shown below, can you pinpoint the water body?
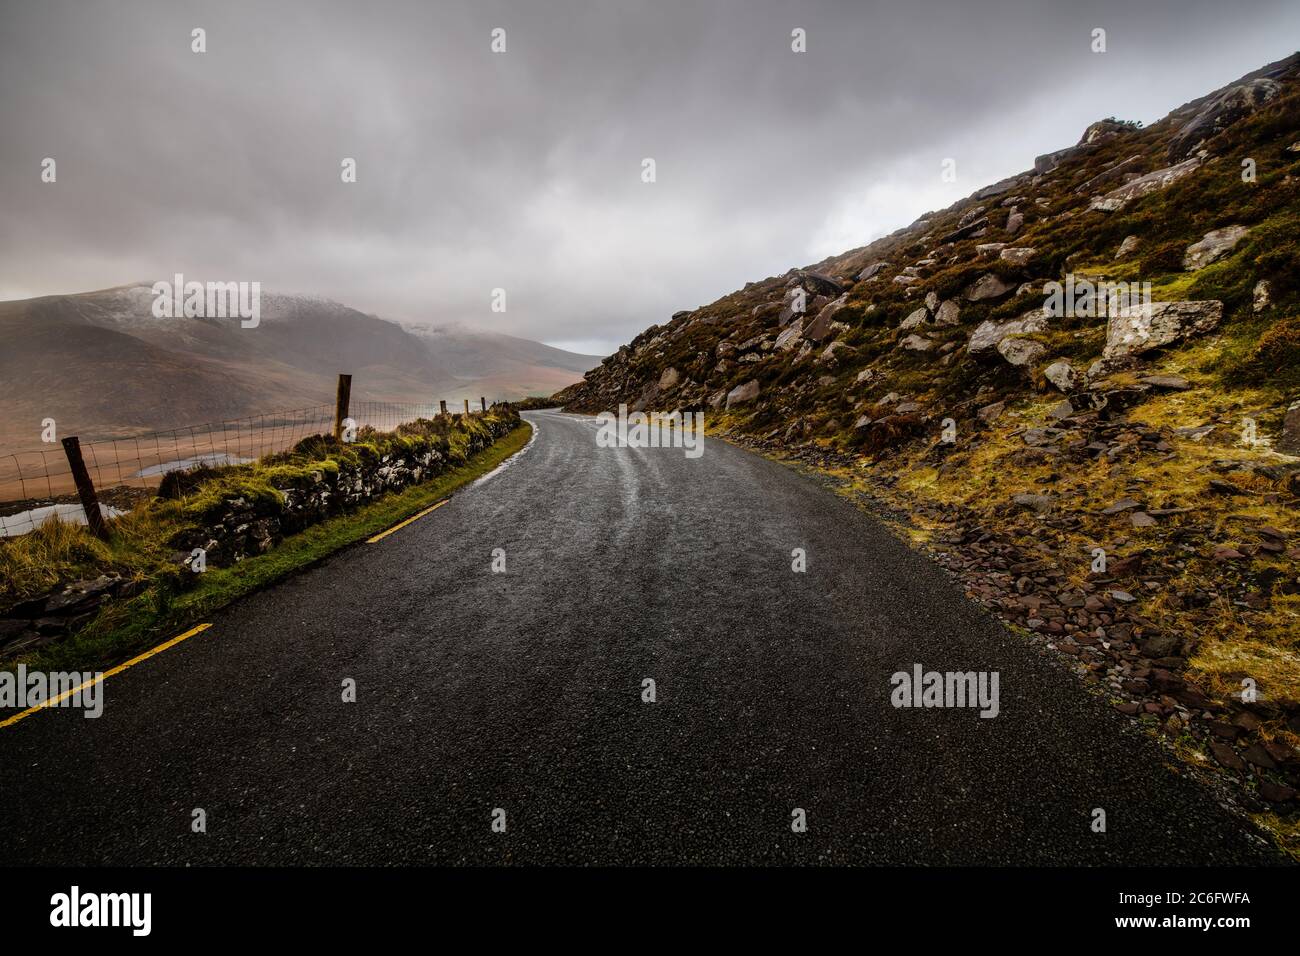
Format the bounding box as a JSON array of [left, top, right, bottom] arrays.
[[0, 503, 125, 538], [135, 453, 253, 478]]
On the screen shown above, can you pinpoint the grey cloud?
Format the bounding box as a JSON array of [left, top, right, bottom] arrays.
[[1, 0, 1296, 353]]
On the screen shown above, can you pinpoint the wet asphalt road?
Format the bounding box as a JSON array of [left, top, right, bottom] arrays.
[[0, 410, 1282, 864]]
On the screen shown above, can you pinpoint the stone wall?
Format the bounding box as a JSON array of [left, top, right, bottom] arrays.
[[0, 411, 521, 657]]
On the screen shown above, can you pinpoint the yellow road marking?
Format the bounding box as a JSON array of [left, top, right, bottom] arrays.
[[366, 497, 450, 544], [0, 622, 213, 730]]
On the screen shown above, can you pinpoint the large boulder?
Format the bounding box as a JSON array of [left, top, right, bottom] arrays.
[[1168, 78, 1283, 162], [973, 173, 1029, 200], [725, 380, 760, 409], [940, 218, 988, 244], [934, 300, 961, 327], [1044, 360, 1076, 392], [1102, 301, 1223, 358], [793, 271, 844, 297], [899, 307, 929, 330], [997, 337, 1045, 367], [1114, 235, 1141, 259], [963, 272, 1017, 302], [856, 261, 890, 281], [804, 295, 849, 341], [658, 367, 680, 389], [999, 247, 1036, 266], [774, 319, 804, 351], [1034, 143, 1099, 175], [968, 311, 1049, 354], [899, 334, 933, 352], [1183, 225, 1249, 270], [777, 286, 806, 326], [1089, 156, 1201, 212]]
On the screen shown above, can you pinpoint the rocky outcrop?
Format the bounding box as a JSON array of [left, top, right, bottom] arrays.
[[725, 379, 760, 409], [774, 320, 803, 351], [934, 300, 961, 327], [1044, 360, 1076, 392], [1184, 225, 1249, 270], [1090, 156, 1201, 212], [999, 247, 1036, 266], [791, 271, 844, 297], [963, 272, 1017, 302], [1102, 300, 1223, 359], [969, 311, 1049, 354], [997, 337, 1045, 367], [804, 295, 849, 341], [899, 307, 928, 330], [1168, 78, 1283, 162]]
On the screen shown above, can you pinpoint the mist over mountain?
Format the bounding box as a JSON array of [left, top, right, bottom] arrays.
[[0, 284, 601, 451]]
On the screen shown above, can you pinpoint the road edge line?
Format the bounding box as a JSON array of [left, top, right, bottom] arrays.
[[0, 622, 213, 730], [366, 497, 450, 544]]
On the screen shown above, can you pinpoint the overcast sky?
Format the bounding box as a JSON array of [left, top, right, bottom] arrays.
[[1, 0, 1297, 354]]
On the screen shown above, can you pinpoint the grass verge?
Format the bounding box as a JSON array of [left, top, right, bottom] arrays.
[[19, 421, 532, 674]]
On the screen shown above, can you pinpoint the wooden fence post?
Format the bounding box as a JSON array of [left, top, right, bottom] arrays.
[[463, 399, 469, 415], [439, 400, 447, 417], [333, 374, 352, 441], [61, 436, 108, 540], [480, 396, 486, 412]]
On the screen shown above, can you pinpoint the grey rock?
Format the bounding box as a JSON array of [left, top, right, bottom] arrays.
[[900, 307, 929, 330], [1253, 280, 1271, 312], [774, 320, 804, 352], [1139, 374, 1190, 391], [805, 294, 849, 341], [794, 271, 844, 297], [1044, 360, 1076, 393], [1183, 225, 1249, 270], [1168, 78, 1282, 162], [969, 311, 1049, 354], [1103, 300, 1223, 358], [997, 337, 1046, 367], [963, 272, 1017, 302], [1011, 493, 1054, 515], [1090, 156, 1201, 212], [725, 380, 760, 409], [934, 300, 961, 327]]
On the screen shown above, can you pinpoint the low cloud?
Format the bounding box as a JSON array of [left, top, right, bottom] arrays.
[[1, 0, 1295, 352]]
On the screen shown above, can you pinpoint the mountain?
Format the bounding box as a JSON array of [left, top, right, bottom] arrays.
[[558, 52, 1300, 436], [554, 52, 1300, 811], [0, 285, 600, 450]]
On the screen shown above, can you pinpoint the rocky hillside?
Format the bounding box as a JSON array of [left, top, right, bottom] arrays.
[[559, 53, 1300, 840]]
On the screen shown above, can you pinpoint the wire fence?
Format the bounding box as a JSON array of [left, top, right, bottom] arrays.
[[0, 396, 500, 534]]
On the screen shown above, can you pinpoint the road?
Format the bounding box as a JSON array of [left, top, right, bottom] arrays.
[[0, 410, 1281, 864]]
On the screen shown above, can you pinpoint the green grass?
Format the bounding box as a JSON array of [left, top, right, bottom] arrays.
[[15, 421, 532, 674]]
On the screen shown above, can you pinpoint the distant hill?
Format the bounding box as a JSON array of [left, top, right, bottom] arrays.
[[0, 285, 601, 451]]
